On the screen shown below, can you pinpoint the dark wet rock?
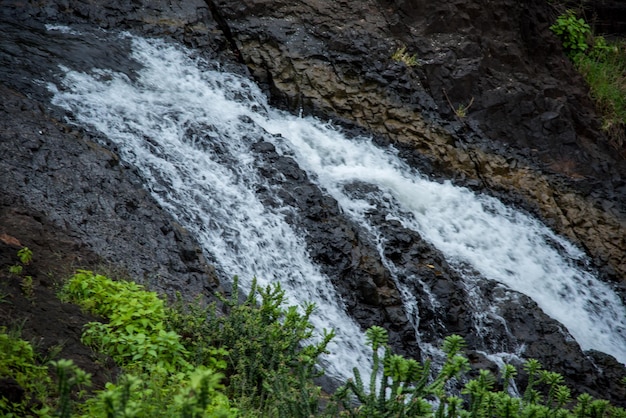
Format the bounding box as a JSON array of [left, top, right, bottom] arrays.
[[2, 0, 626, 406], [366, 210, 626, 402], [215, 0, 626, 288], [0, 82, 220, 301], [251, 139, 419, 359], [586, 0, 626, 35]]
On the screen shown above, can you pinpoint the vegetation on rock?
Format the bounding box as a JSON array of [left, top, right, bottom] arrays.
[[551, 8, 626, 149], [1, 250, 625, 417]]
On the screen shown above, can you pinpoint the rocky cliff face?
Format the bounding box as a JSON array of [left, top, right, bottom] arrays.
[[1, 0, 626, 404], [214, 0, 626, 284]]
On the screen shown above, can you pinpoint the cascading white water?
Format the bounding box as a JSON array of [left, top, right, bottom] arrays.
[[49, 31, 626, 368], [256, 116, 626, 364], [48, 32, 373, 383]]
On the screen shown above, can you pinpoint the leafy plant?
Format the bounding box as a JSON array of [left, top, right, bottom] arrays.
[[333, 327, 469, 417], [454, 98, 474, 118], [550, 10, 626, 149], [79, 366, 233, 418], [333, 329, 626, 418], [170, 277, 335, 417], [60, 270, 234, 417], [391, 45, 419, 67], [550, 10, 591, 57], [8, 264, 23, 275], [20, 275, 34, 300], [60, 270, 191, 373], [52, 359, 91, 418], [17, 247, 33, 265], [442, 88, 474, 119], [8, 247, 35, 299], [0, 328, 52, 417], [7, 264, 624, 418], [574, 40, 626, 149]]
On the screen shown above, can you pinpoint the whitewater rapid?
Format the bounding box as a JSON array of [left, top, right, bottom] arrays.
[[49, 31, 626, 369]]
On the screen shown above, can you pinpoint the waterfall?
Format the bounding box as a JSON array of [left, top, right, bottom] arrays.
[[49, 30, 626, 375]]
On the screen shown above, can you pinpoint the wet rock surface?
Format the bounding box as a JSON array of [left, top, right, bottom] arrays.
[[215, 0, 626, 284], [251, 139, 419, 359], [1, 0, 626, 405], [0, 81, 219, 300]]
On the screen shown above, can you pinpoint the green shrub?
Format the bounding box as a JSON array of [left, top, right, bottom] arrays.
[[550, 10, 591, 57], [574, 41, 626, 148], [167, 277, 335, 417], [60, 270, 234, 417], [550, 10, 626, 149], [333, 328, 626, 418], [333, 327, 469, 417], [52, 359, 91, 418], [60, 270, 191, 373], [79, 366, 233, 418], [0, 328, 52, 417], [9, 266, 625, 418]]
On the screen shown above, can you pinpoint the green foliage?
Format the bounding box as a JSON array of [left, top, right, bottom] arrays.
[[550, 10, 626, 149], [334, 328, 470, 417], [60, 272, 334, 417], [574, 40, 626, 148], [60, 270, 191, 373], [391, 45, 419, 67], [166, 294, 228, 373], [6, 265, 625, 418], [8, 247, 35, 299], [52, 359, 91, 418], [8, 264, 23, 275], [334, 331, 626, 418], [550, 10, 591, 56], [21, 275, 34, 299], [168, 277, 335, 417], [0, 328, 51, 417], [79, 366, 232, 418], [60, 270, 234, 417], [18, 247, 33, 265]]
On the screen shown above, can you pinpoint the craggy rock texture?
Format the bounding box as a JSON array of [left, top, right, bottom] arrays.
[[2, 0, 626, 405], [250, 139, 421, 359], [215, 0, 626, 285], [0, 82, 219, 300]]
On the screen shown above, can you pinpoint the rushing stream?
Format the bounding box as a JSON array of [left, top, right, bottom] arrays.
[[48, 29, 626, 379]]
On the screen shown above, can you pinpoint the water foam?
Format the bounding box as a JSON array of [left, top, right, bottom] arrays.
[[50, 35, 372, 382], [50, 33, 626, 366]]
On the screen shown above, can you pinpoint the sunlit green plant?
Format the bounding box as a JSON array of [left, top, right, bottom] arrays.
[[60, 270, 234, 417], [0, 328, 52, 417], [550, 10, 591, 57], [392, 45, 419, 67], [61, 270, 191, 373]]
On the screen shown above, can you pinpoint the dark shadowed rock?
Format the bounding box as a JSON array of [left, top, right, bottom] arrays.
[[251, 139, 420, 360], [215, 0, 626, 288], [0, 81, 220, 301], [1, 0, 626, 406]]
